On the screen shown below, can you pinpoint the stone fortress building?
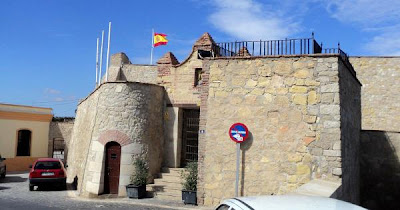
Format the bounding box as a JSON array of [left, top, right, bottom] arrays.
[[66, 32, 400, 209]]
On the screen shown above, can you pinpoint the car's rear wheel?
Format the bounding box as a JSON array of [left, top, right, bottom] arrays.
[[29, 185, 34, 191]]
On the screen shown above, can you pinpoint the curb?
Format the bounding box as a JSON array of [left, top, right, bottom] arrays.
[[67, 191, 213, 210]]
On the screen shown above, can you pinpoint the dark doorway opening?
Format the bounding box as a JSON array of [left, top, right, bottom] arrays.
[[52, 138, 65, 161], [181, 109, 200, 166], [17, 130, 31, 156], [104, 141, 121, 194]]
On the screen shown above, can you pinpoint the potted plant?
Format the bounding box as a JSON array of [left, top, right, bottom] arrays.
[[181, 161, 198, 205], [126, 157, 148, 199]]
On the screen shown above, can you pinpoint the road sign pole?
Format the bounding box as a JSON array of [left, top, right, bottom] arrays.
[[235, 142, 240, 197], [229, 123, 249, 198]]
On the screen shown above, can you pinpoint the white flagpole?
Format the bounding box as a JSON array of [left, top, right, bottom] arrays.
[[99, 30, 104, 84], [95, 38, 99, 87], [150, 28, 154, 65], [105, 21, 111, 82]]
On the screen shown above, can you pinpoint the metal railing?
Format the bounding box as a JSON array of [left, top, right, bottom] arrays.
[[210, 33, 355, 76], [213, 33, 323, 57]]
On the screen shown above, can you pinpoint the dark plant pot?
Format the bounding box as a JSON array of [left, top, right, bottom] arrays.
[[182, 190, 197, 205], [126, 184, 146, 199]]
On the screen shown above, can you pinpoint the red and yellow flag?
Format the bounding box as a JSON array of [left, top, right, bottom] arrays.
[[154, 33, 168, 47]]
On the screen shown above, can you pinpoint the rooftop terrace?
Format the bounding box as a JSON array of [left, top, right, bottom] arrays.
[[205, 33, 356, 77]]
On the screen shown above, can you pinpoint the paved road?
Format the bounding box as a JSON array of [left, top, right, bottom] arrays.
[[0, 172, 194, 210]]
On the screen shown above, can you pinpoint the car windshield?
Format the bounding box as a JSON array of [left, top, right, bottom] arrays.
[[34, 161, 61, 169]]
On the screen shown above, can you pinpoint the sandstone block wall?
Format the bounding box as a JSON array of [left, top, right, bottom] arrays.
[[350, 56, 400, 209], [350, 57, 400, 132], [120, 65, 158, 84], [197, 55, 361, 206], [157, 52, 203, 106], [67, 82, 164, 197], [106, 53, 158, 84]]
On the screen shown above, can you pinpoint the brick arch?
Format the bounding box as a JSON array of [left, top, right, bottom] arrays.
[[98, 130, 131, 146]]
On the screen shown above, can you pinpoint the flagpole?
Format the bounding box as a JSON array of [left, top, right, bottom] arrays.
[[95, 38, 99, 87], [105, 21, 111, 82], [99, 30, 104, 84], [150, 28, 154, 65]]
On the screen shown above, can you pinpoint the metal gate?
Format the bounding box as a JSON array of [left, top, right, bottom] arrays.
[[181, 109, 200, 166], [52, 138, 65, 161]]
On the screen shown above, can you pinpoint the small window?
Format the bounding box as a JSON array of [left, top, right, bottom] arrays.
[[17, 130, 31, 156], [194, 68, 203, 87]]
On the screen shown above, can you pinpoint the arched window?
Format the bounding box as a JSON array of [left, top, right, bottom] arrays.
[[17, 130, 31, 156]]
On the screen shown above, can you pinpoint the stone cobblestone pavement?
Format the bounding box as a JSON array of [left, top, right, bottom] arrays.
[[0, 172, 212, 210]]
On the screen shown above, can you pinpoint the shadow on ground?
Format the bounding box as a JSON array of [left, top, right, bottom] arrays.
[[0, 186, 11, 190], [360, 130, 400, 210], [0, 175, 27, 183]]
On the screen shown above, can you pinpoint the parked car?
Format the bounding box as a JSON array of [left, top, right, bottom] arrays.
[[216, 195, 366, 210], [0, 155, 6, 178], [29, 158, 67, 191]]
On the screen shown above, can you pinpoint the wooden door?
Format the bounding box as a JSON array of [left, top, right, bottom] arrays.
[[104, 141, 121, 194]]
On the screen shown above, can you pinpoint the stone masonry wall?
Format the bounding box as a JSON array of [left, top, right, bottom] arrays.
[[337, 59, 362, 204], [67, 82, 164, 196], [66, 90, 100, 192], [198, 55, 350, 206], [350, 57, 400, 209], [106, 53, 158, 85], [157, 52, 203, 106], [120, 65, 158, 84], [350, 57, 400, 132], [48, 120, 74, 160]]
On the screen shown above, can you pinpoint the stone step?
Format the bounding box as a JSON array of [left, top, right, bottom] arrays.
[[154, 191, 183, 201], [154, 179, 182, 186], [153, 188, 182, 195], [161, 167, 184, 174], [147, 184, 182, 192], [157, 173, 181, 181], [151, 168, 185, 201]]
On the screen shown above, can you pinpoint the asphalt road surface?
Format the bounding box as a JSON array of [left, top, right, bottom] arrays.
[[0, 172, 192, 210]]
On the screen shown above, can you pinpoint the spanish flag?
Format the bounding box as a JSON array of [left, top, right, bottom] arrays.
[[154, 33, 168, 47]]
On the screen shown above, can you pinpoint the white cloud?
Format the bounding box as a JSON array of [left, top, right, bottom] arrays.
[[205, 0, 400, 55], [208, 0, 300, 40], [364, 28, 400, 55], [325, 0, 400, 27], [44, 88, 61, 95], [322, 0, 400, 55], [54, 97, 64, 102]]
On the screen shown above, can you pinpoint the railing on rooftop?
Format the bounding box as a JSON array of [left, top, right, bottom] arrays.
[[210, 33, 356, 78], [212, 33, 345, 58]]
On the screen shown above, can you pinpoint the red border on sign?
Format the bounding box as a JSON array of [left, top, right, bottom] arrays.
[[229, 123, 249, 143]]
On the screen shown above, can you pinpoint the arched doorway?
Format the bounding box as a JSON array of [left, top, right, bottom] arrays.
[[104, 141, 121, 194]]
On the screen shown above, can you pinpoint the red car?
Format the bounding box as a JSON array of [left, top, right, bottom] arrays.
[[29, 158, 67, 191]]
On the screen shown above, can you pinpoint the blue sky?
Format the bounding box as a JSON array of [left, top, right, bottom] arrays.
[[1, 0, 399, 117]]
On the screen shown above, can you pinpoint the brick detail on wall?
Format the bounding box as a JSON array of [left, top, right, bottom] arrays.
[[97, 130, 132, 146], [197, 60, 210, 205]]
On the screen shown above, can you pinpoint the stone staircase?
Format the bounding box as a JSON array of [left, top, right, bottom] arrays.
[[147, 167, 184, 201]]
